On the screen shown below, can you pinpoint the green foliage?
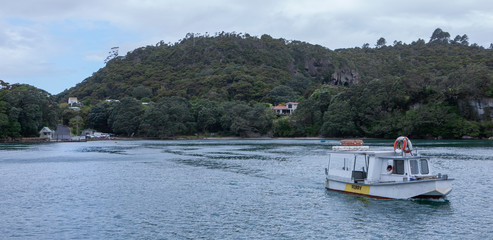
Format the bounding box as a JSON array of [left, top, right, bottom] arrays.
[[132, 86, 153, 100], [58, 33, 343, 104], [0, 84, 56, 137], [429, 28, 451, 44], [191, 99, 223, 133], [273, 117, 295, 137], [108, 97, 144, 136], [220, 101, 274, 137], [267, 85, 299, 105], [376, 37, 386, 48], [88, 103, 111, 132], [291, 99, 323, 136], [139, 97, 193, 137], [320, 99, 360, 137], [5, 30, 493, 139], [69, 116, 84, 135]]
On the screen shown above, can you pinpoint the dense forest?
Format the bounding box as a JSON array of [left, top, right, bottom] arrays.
[[2, 28, 493, 139]]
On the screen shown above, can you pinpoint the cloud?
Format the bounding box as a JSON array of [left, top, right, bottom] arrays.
[[0, 0, 492, 94], [0, 20, 56, 77]]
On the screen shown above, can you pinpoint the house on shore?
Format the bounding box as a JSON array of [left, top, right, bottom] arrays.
[[54, 125, 72, 141], [272, 102, 299, 115], [39, 127, 54, 140]]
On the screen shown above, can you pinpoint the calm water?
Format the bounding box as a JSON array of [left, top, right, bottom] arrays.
[[0, 139, 492, 239]]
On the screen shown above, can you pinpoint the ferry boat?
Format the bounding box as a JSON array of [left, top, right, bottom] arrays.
[[324, 137, 453, 199]]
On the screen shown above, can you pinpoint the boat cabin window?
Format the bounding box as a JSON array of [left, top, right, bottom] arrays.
[[393, 160, 405, 175], [420, 159, 429, 174], [329, 154, 368, 172], [386, 159, 404, 175], [410, 158, 430, 175], [410, 160, 419, 174]]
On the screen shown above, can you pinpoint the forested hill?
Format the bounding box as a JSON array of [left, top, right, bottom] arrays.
[[2, 29, 493, 139], [58, 30, 492, 105], [57, 32, 356, 104]]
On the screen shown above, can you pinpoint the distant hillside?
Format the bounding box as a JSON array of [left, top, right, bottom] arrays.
[[57, 32, 361, 104], [6, 29, 490, 139]]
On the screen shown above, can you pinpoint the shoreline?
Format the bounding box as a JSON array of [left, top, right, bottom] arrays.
[[0, 136, 339, 143], [1, 135, 491, 143]]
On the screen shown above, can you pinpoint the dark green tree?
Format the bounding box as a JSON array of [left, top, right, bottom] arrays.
[[220, 102, 273, 137], [88, 103, 111, 132], [108, 97, 143, 136], [320, 100, 360, 137], [2, 84, 56, 137], [139, 97, 193, 137], [429, 28, 450, 44], [376, 37, 387, 48], [192, 99, 223, 133], [291, 99, 323, 136], [132, 86, 152, 100], [267, 85, 298, 105]]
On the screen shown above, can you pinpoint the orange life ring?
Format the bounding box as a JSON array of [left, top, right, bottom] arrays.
[[394, 136, 411, 153]]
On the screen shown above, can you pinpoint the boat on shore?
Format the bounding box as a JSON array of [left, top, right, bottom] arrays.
[[324, 137, 453, 199]]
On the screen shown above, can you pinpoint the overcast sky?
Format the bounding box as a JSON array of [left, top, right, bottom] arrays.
[[1, 0, 492, 94]]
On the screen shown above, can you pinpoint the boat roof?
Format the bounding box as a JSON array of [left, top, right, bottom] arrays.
[[329, 150, 427, 159], [328, 150, 396, 156]]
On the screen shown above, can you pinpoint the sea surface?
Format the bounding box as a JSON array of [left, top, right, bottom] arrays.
[[0, 139, 492, 239]]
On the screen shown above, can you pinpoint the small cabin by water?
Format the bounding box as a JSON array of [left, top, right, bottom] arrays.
[[39, 127, 54, 140]]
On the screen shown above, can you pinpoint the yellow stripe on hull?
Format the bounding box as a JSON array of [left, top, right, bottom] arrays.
[[344, 184, 370, 195]]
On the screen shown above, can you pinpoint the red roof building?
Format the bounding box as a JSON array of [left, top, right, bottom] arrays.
[[272, 102, 298, 115]]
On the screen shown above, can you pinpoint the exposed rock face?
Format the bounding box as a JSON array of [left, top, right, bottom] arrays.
[[304, 57, 332, 77], [293, 57, 360, 86], [463, 98, 493, 120], [331, 67, 361, 86]]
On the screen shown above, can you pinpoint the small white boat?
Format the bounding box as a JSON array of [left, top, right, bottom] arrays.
[[324, 137, 453, 199]]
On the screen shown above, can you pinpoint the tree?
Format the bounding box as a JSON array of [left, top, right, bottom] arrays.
[[0, 103, 9, 138], [132, 86, 152, 100], [104, 47, 119, 64], [3, 84, 56, 137], [88, 103, 110, 132], [292, 99, 323, 136], [273, 117, 295, 137], [192, 99, 223, 133], [452, 34, 469, 46], [69, 115, 84, 135], [459, 34, 469, 46], [320, 100, 360, 137], [108, 97, 143, 136], [376, 37, 386, 48], [429, 28, 450, 44], [139, 97, 193, 137], [219, 102, 272, 137], [286, 73, 311, 96], [267, 85, 298, 105]]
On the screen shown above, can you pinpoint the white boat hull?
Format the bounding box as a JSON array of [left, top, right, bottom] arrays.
[[325, 178, 453, 199]]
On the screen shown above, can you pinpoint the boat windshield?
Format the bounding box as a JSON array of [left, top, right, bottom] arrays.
[[410, 159, 430, 175]]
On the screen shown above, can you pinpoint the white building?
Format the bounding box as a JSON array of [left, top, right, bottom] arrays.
[[272, 102, 299, 115]]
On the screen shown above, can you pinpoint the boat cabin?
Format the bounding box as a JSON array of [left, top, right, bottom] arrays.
[[326, 150, 439, 184]]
